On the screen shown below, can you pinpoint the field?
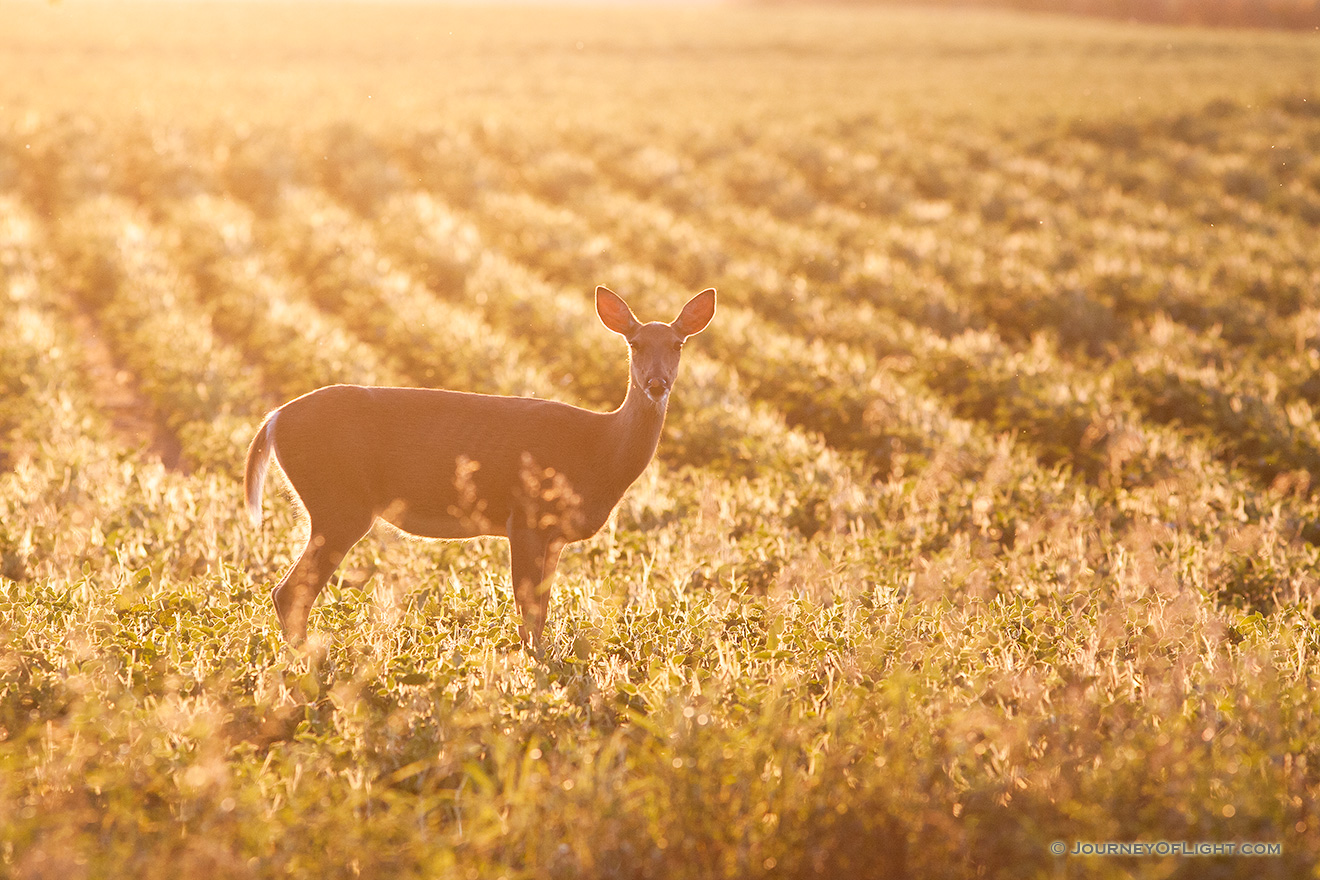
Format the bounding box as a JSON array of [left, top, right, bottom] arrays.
[[2, 1, 1320, 877]]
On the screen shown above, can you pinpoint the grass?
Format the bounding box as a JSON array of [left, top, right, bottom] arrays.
[[1, 2, 1320, 878]]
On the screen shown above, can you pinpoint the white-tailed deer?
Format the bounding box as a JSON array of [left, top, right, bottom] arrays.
[[245, 286, 715, 651]]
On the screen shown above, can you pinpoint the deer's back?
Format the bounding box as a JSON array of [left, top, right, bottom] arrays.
[[272, 384, 617, 539]]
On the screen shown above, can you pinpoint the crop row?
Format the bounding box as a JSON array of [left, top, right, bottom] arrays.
[[598, 104, 1320, 424], [539, 114, 1320, 498], [761, 98, 1320, 337], [103, 129, 907, 576], [646, 116, 1313, 344], [0, 117, 1276, 521], [48, 194, 263, 471], [382, 125, 1229, 497], [164, 192, 397, 400], [264, 115, 1320, 565], [251, 137, 881, 496], [294, 124, 1320, 600], [380, 118, 1320, 604], [0, 195, 241, 589], [233, 133, 1160, 597], [0, 194, 111, 587], [16, 99, 1320, 366], [302, 128, 1125, 572], [0, 196, 71, 464], [1, 124, 902, 605], [334, 126, 991, 482], [9, 114, 1320, 608]]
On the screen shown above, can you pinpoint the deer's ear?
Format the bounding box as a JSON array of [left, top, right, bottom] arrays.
[[596, 286, 640, 338], [673, 288, 716, 339]]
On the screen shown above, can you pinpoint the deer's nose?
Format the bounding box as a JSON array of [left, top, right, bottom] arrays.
[[645, 377, 671, 400]]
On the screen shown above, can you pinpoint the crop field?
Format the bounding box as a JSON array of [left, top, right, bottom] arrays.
[[2, 1, 1320, 877]]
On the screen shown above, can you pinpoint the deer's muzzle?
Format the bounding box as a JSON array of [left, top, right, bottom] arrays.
[[644, 377, 671, 401]]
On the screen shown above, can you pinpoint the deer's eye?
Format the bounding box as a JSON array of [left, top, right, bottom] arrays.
[[671, 341, 683, 353]]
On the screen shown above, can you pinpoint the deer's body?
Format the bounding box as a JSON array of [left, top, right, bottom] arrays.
[[245, 287, 714, 650]]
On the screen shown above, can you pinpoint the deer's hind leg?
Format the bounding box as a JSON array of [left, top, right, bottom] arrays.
[[508, 524, 565, 654], [273, 513, 374, 645]]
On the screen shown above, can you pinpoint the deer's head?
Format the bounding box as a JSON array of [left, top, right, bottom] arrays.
[[596, 286, 716, 405]]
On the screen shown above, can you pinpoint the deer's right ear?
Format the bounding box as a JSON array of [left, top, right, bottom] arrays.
[[596, 286, 640, 337]]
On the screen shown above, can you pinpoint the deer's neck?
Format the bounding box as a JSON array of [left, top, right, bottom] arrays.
[[606, 378, 668, 480]]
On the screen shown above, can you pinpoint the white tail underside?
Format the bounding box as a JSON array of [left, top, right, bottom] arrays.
[[245, 412, 277, 527]]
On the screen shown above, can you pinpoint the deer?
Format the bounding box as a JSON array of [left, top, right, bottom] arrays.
[[244, 286, 715, 653]]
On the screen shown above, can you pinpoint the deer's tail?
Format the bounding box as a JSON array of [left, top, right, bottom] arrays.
[[244, 412, 278, 527]]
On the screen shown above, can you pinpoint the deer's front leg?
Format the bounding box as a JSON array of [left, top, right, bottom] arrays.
[[507, 522, 564, 654]]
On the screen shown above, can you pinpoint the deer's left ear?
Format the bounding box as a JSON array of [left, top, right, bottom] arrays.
[[673, 288, 716, 339]]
